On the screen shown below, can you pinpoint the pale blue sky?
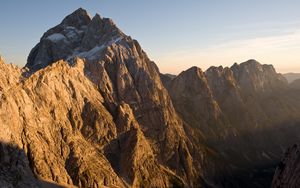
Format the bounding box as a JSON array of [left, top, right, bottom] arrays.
[[1, 1, 300, 73]]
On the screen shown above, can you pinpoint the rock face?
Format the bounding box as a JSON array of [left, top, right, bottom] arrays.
[[167, 66, 232, 141], [272, 144, 300, 188], [230, 60, 287, 93], [1, 59, 125, 187], [160, 73, 176, 87], [166, 60, 300, 187], [1, 57, 194, 187], [0, 56, 21, 91]]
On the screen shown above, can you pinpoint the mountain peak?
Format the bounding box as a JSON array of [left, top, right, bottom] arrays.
[[74, 7, 87, 13], [244, 59, 260, 64], [186, 66, 201, 72], [93, 13, 102, 20], [183, 66, 204, 77], [230, 59, 278, 75], [230, 60, 287, 93], [231, 59, 261, 70], [206, 65, 225, 73], [61, 7, 91, 28], [26, 8, 125, 71]]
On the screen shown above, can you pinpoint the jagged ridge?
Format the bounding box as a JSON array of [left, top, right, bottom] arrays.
[[165, 59, 300, 187]]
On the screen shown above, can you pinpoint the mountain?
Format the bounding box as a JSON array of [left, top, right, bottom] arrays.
[[166, 66, 232, 140], [272, 144, 300, 187], [289, 78, 300, 89], [160, 73, 176, 86], [283, 72, 300, 83], [26, 8, 125, 72], [0, 8, 232, 188], [1, 7, 300, 188], [165, 60, 300, 187]]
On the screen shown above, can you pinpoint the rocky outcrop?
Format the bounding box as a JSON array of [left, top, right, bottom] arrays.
[[272, 144, 300, 188], [0, 56, 21, 92]]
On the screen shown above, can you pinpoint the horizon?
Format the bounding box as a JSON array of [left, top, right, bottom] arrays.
[[1, 1, 300, 74]]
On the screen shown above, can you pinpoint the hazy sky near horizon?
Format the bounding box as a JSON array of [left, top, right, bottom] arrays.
[[0, 0, 300, 74]]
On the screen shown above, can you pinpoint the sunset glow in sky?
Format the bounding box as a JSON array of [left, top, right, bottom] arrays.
[[0, 0, 300, 74]]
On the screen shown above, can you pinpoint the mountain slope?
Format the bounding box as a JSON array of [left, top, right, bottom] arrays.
[[272, 144, 300, 188], [166, 60, 300, 187], [289, 78, 300, 89], [166, 66, 233, 141], [1, 59, 126, 187]]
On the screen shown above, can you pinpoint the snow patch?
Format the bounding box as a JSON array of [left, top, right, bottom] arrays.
[[66, 36, 124, 62], [66, 26, 76, 30], [47, 33, 66, 42], [113, 36, 122, 43], [84, 45, 106, 58], [65, 30, 78, 41]]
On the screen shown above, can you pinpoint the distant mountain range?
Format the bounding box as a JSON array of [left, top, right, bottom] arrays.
[[1, 8, 300, 188], [283, 72, 300, 83]]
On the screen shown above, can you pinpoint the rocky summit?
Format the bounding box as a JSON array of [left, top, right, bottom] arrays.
[[1, 8, 300, 188]]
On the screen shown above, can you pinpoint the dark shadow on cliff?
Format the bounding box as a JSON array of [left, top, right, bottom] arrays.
[[0, 141, 66, 188], [204, 120, 300, 188]]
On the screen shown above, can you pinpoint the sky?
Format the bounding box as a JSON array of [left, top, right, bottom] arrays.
[[0, 0, 300, 74]]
